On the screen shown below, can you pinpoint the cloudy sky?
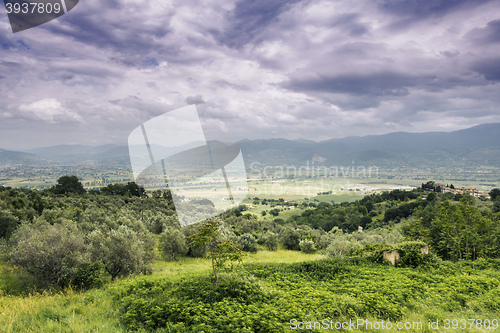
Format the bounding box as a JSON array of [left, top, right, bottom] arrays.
[[1, 0, 500, 150]]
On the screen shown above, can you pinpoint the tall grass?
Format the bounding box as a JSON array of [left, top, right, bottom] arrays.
[[1, 253, 499, 332]]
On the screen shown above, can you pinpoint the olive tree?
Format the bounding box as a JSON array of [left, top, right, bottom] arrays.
[[9, 222, 87, 286], [0, 210, 20, 239], [237, 233, 258, 252], [159, 226, 188, 260], [87, 225, 154, 279], [50, 175, 86, 195]]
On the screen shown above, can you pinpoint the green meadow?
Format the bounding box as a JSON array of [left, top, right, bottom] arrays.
[[1, 251, 500, 332]]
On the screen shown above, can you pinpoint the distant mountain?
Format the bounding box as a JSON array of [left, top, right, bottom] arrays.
[[5, 123, 500, 169], [0, 149, 49, 166], [238, 123, 500, 167], [23, 144, 120, 161]]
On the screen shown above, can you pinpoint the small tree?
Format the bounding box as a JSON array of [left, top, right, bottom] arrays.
[[237, 233, 258, 252], [9, 222, 87, 286], [51, 175, 86, 195], [489, 188, 500, 201], [269, 208, 280, 217], [188, 219, 244, 288], [280, 227, 301, 250], [326, 238, 358, 257], [0, 210, 20, 239], [160, 226, 188, 260], [261, 231, 279, 251], [299, 239, 316, 253], [88, 225, 153, 280]]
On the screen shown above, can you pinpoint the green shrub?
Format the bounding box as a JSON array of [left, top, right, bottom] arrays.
[[261, 231, 279, 251], [396, 241, 436, 268], [87, 225, 153, 279], [72, 262, 105, 290], [237, 233, 258, 252], [280, 227, 301, 250], [116, 276, 282, 332], [9, 222, 87, 287], [0, 210, 20, 239], [159, 226, 188, 260], [326, 238, 359, 257], [299, 239, 316, 253]]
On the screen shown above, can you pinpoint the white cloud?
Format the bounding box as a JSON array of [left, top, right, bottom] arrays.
[[18, 99, 82, 123]]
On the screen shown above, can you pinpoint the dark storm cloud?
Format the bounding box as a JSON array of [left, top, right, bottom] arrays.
[[378, 0, 494, 30], [212, 0, 302, 48], [328, 13, 370, 37], [285, 72, 417, 96], [466, 19, 500, 44], [470, 57, 500, 81], [43, 1, 172, 57], [185, 95, 205, 105]]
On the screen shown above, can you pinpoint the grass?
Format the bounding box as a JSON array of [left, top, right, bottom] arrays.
[[1, 252, 499, 332], [0, 251, 320, 333], [0, 288, 122, 332]]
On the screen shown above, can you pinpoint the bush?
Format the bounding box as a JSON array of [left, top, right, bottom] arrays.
[[237, 233, 258, 252], [0, 210, 20, 239], [72, 262, 105, 290], [88, 225, 153, 279], [280, 227, 301, 250], [160, 226, 188, 260], [261, 231, 279, 251], [299, 239, 316, 253], [9, 222, 87, 287], [396, 241, 436, 268], [326, 238, 359, 257]]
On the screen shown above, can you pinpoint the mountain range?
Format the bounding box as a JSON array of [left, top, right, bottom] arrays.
[[1, 123, 500, 168]]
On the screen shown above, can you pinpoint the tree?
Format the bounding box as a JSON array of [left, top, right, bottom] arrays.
[[0, 210, 20, 239], [188, 219, 244, 288], [51, 175, 86, 195], [269, 208, 280, 217], [493, 196, 500, 213], [280, 227, 301, 250], [160, 226, 188, 260], [237, 233, 258, 252], [100, 182, 145, 197], [489, 188, 500, 201], [326, 238, 356, 257], [88, 225, 153, 279], [430, 197, 489, 260], [9, 222, 87, 286], [299, 239, 316, 253], [261, 231, 279, 251]]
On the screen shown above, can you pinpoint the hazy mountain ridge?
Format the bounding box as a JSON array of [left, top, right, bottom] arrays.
[[1, 123, 500, 167], [238, 123, 500, 167], [0, 148, 50, 166]]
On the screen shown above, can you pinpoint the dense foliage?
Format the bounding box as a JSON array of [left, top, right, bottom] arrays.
[[1, 178, 500, 290], [114, 258, 500, 332], [1, 178, 500, 332]]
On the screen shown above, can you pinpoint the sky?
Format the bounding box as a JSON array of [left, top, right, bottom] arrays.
[[0, 0, 500, 150]]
